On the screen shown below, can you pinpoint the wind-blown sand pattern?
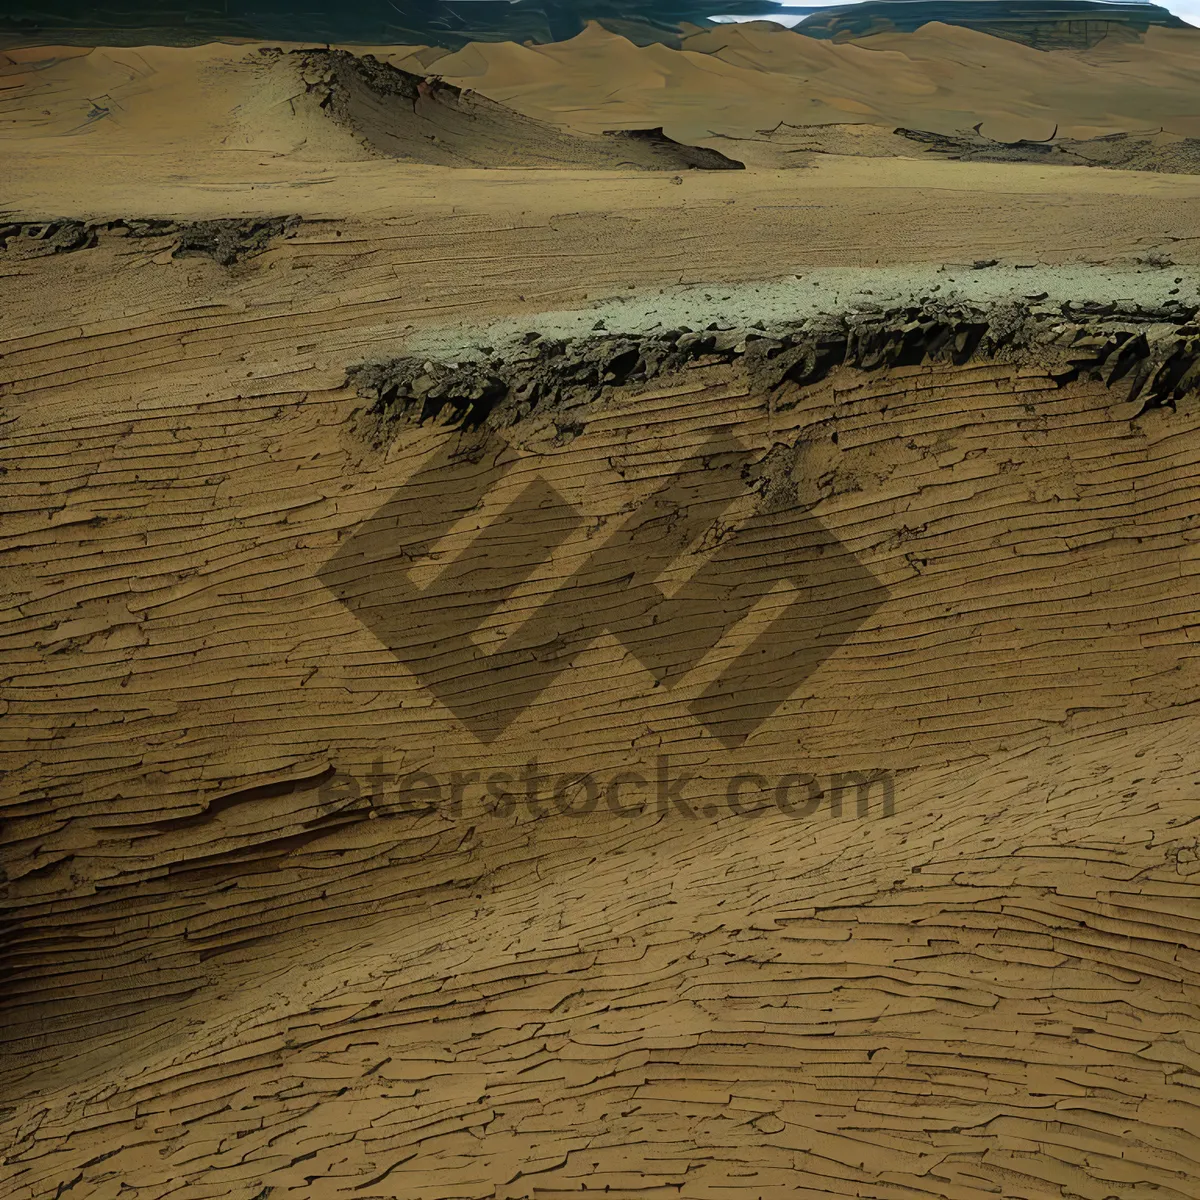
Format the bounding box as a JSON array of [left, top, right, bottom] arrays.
[[3, 12, 1200, 1200]]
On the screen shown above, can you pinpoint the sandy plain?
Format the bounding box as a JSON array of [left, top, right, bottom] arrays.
[[3, 19, 1200, 1200]]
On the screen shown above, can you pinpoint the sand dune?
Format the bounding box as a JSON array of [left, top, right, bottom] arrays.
[[0, 42, 374, 158], [426, 22, 896, 136], [4, 24, 1200, 174], [428, 20, 1200, 142], [299, 47, 743, 169]]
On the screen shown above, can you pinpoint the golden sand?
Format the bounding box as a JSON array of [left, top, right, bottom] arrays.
[[3, 23, 1200, 1200]]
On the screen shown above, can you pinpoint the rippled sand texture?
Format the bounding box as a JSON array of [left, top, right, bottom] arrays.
[[3, 17, 1200, 1200]]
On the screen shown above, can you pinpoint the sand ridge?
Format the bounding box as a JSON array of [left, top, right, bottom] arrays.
[[294, 47, 744, 170]]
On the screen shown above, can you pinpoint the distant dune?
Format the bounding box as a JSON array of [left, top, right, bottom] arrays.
[[0, 0, 1188, 50], [426, 19, 1200, 145], [3, 20, 1199, 180]]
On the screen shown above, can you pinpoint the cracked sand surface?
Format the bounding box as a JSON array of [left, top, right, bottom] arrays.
[[5, 236, 1200, 1193], [3, 28, 1200, 1200]]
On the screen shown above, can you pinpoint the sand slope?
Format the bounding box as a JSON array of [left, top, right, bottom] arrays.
[[298, 47, 743, 170]]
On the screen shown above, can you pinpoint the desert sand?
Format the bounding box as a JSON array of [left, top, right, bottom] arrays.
[[3, 17, 1200, 1200], [426, 20, 1200, 140]]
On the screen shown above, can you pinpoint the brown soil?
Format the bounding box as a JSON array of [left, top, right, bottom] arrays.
[[4, 249, 1200, 1192], [4, 21, 1200, 1200]]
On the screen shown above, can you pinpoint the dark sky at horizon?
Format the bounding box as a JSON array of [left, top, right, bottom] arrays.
[[0, 0, 1189, 46], [0, 0, 774, 45]]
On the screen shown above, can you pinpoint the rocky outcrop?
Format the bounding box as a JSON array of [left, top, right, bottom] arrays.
[[795, 0, 1187, 49], [896, 127, 1200, 175], [350, 299, 1200, 436], [0, 216, 300, 263]]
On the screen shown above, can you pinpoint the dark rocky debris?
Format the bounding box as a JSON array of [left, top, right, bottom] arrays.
[[349, 300, 1200, 437], [0, 216, 300, 264], [167, 217, 300, 266], [0, 219, 95, 258], [896, 127, 1200, 174]]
